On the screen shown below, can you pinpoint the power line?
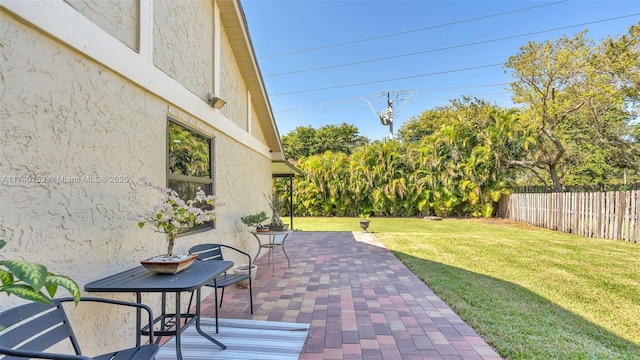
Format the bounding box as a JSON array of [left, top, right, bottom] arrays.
[[274, 83, 511, 116], [270, 63, 504, 96], [277, 97, 364, 114], [258, 0, 569, 59], [275, 91, 514, 122], [265, 14, 640, 78]]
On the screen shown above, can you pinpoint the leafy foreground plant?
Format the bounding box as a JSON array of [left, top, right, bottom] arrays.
[[294, 217, 640, 359], [0, 240, 80, 306]]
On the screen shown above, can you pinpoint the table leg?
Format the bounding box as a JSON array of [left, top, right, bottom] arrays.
[[253, 232, 292, 273], [268, 235, 273, 270], [175, 292, 183, 360], [281, 235, 291, 269], [214, 279, 219, 333], [195, 287, 227, 349], [160, 292, 168, 343]]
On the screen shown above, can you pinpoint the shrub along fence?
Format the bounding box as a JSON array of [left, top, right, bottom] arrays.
[[498, 190, 639, 243]]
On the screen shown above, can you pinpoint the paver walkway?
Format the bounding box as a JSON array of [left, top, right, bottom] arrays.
[[206, 231, 502, 359]]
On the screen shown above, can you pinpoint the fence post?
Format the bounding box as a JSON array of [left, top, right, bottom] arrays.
[[633, 189, 640, 242], [617, 191, 626, 240]]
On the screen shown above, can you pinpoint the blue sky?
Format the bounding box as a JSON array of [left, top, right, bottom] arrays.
[[240, 0, 640, 141]]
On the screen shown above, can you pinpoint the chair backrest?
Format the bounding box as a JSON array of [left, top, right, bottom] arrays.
[[189, 243, 224, 261], [0, 300, 82, 356]]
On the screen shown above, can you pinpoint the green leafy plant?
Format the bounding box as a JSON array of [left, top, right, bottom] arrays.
[[240, 211, 269, 228], [359, 213, 370, 220], [0, 240, 81, 305], [265, 192, 285, 225]]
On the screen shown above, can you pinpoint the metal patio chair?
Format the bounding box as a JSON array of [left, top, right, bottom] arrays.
[[0, 297, 158, 360], [188, 243, 253, 332]]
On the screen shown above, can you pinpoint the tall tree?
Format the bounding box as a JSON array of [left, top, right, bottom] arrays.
[[281, 123, 369, 159], [412, 108, 526, 217], [285, 100, 527, 218], [505, 23, 640, 190], [281, 125, 318, 160], [397, 96, 505, 142], [586, 23, 640, 177], [397, 106, 451, 142]]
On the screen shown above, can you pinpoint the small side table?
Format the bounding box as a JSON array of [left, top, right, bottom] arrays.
[[250, 230, 293, 273]]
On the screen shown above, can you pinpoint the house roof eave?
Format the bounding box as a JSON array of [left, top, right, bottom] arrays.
[[217, 0, 284, 156]]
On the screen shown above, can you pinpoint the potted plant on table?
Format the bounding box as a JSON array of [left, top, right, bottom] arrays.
[[241, 211, 269, 232], [265, 192, 288, 231], [131, 178, 217, 274]]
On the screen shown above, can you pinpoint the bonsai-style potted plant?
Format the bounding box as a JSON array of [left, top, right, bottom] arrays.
[[265, 192, 288, 231], [131, 178, 217, 273], [241, 211, 269, 232], [359, 213, 371, 232]]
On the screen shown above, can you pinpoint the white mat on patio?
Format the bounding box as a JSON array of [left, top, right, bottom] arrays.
[[156, 318, 310, 360]]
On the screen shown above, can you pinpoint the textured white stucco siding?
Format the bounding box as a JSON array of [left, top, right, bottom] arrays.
[[1, 12, 167, 351], [65, 0, 138, 51], [153, 0, 214, 103], [1, 11, 167, 268], [250, 99, 268, 144], [1, 0, 273, 355]]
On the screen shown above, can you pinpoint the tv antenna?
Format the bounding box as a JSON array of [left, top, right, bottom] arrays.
[[361, 90, 417, 139]]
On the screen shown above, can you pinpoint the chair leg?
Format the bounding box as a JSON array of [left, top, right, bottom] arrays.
[[219, 287, 225, 308], [249, 276, 253, 314], [214, 282, 219, 334]]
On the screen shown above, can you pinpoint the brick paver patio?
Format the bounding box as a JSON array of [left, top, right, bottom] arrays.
[[206, 231, 502, 359]]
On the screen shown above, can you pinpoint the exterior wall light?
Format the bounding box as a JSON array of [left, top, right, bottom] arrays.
[[207, 93, 226, 109]]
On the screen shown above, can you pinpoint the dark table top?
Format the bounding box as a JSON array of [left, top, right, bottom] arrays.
[[250, 230, 293, 236], [84, 260, 233, 293]]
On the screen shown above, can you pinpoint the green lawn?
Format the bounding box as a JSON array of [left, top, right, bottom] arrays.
[[292, 217, 640, 359]]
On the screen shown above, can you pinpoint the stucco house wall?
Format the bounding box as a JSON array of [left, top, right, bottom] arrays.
[[66, 0, 138, 50], [0, 0, 280, 354], [153, 0, 214, 100], [251, 104, 268, 143]]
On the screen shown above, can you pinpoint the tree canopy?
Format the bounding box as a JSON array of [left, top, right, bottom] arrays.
[[504, 23, 640, 190], [281, 122, 369, 159], [277, 97, 527, 218]]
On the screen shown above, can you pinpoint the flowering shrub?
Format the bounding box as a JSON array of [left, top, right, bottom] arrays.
[[131, 178, 217, 256]]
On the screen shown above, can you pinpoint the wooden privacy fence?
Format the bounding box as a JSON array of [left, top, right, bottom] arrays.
[[498, 190, 640, 243]]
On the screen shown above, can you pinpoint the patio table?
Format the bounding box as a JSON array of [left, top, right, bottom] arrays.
[[251, 230, 292, 274], [85, 259, 233, 360]]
